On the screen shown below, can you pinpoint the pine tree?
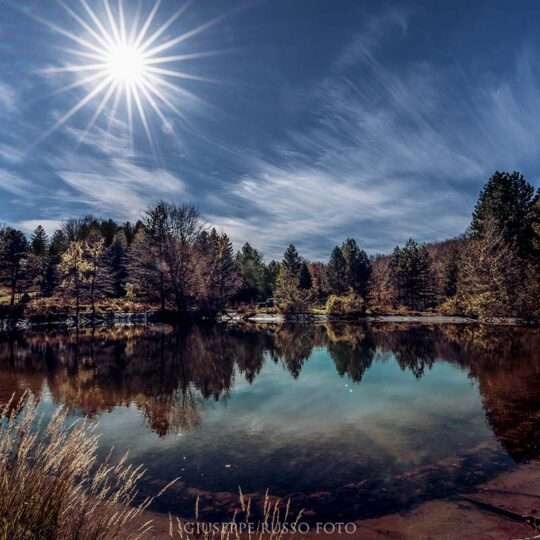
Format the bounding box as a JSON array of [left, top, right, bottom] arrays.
[[29, 226, 49, 296], [30, 226, 48, 257], [341, 238, 371, 299], [470, 171, 539, 257], [42, 230, 68, 297], [441, 250, 459, 298], [235, 242, 266, 302], [107, 229, 128, 297], [263, 260, 280, 299], [282, 244, 302, 277], [0, 227, 29, 305], [298, 261, 312, 290], [327, 246, 347, 295], [390, 239, 434, 310]]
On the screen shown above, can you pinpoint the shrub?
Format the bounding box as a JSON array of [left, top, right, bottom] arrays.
[[325, 293, 365, 318], [439, 292, 506, 319]]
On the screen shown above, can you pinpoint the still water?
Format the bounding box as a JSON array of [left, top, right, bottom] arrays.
[[1, 322, 539, 521]]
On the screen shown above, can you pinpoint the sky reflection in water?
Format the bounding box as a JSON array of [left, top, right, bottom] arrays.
[[0, 322, 538, 520]]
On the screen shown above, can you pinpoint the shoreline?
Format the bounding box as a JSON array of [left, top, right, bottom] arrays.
[[123, 462, 540, 539], [1, 310, 536, 330]]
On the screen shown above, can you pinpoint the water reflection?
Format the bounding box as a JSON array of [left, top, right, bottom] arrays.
[[1, 322, 539, 519]]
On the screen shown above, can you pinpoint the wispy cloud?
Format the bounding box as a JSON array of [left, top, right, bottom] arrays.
[[0, 169, 33, 197], [47, 125, 187, 221], [0, 82, 16, 114], [16, 219, 63, 235], [210, 10, 540, 260]]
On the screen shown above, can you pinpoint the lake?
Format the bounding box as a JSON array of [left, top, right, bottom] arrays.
[[1, 322, 539, 522]]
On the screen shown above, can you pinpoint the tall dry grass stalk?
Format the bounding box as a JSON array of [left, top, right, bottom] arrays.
[[0, 393, 302, 540], [0, 393, 173, 540], [168, 488, 304, 540]]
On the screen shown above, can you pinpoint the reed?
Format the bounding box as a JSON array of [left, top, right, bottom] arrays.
[[0, 393, 169, 540], [0, 393, 301, 540]]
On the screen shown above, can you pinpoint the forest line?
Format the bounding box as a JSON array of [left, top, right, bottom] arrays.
[[1, 170, 540, 321]]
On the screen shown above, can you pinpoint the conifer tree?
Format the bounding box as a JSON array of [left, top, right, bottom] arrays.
[[0, 227, 29, 305], [470, 171, 539, 257], [107, 230, 128, 297], [390, 239, 434, 310], [30, 226, 48, 256], [263, 260, 280, 299], [42, 230, 68, 297], [298, 261, 312, 290], [327, 246, 347, 295], [29, 225, 49, 296], [282, 244, 302, 277], [235, 242, 266, 302], [341, 238, 371, 299]]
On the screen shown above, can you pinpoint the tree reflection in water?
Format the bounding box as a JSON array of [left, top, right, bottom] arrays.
[[1, 322, 540, 462]]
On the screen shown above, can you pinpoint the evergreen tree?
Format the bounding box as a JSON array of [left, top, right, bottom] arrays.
[[42, 230, 68, 297], [298, 261, 312, 290], [282, 244, 302, 277], [0, 227, 29, 305], [390, 239, 434, 310], [275, 246, 312, 313], [441, 250, 459, 299], [327, 246, 347, 295], [106, 230, 128, 297], [235, 242, 266, 302], [470, 171, 539, 256], [341, 238, 371, 299], [263, 260, 280, 299], [30, 226, 48, 256], [29, 226, 49, 296]]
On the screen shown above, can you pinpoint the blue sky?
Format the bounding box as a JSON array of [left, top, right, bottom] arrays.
[[1, 0, 540, 260]]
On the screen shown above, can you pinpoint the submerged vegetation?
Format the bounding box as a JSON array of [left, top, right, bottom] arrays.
[[2, 170, 540, 321]]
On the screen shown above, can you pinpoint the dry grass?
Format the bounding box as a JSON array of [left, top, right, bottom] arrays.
[[0, 394, 302, 540], [168, 489, 304, 540], [0, 393, 173, 540]]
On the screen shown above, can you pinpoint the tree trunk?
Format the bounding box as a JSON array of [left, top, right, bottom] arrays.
[[160, 271, 165, 311], [91, 274, 96, 320], [75, 282, 80, 328]]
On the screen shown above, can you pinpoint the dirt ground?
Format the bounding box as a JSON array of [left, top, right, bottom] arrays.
[[131, 462, 540, 539]]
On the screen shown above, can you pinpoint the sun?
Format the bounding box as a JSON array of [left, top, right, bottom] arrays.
[[33, 0, 223, 149], [106, 44, 146, 85]]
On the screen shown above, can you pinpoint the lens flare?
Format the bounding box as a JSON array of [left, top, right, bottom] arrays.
[[34, 0, 224, 149]]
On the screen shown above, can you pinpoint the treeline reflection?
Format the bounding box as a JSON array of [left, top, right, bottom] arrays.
[[1, 322, 539, 460]]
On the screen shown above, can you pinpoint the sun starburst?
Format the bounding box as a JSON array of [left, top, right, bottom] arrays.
[[34, 0, 223, 150]]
